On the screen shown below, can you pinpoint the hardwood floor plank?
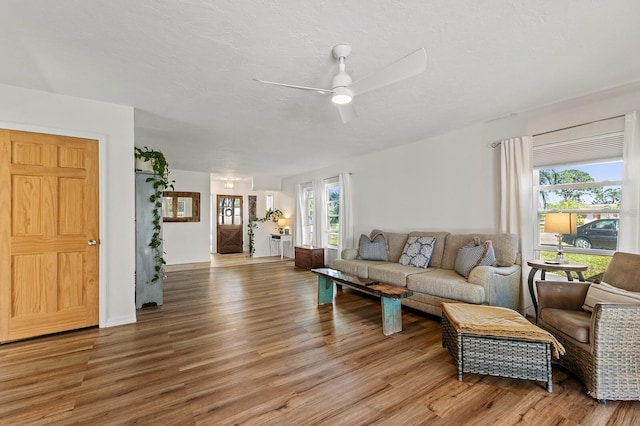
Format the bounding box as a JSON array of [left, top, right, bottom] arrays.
[[0, 262, 638, 425]]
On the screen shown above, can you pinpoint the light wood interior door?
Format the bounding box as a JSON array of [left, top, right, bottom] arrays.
[[217, 195, 243, 254], [0, 130, 99, 342]]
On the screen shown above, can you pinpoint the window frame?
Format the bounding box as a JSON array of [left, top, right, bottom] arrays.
[[301, 183, 314, 245], [324, 178, 340, 249], [533, 163, 622, 257]]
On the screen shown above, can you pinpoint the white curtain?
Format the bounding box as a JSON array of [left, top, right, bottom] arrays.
[[294, 183, 305, 246], [338, 173, 354, 253], [620, 112, 640, 253], [312, 179, 325, 247], [499, 136, 534, 314]]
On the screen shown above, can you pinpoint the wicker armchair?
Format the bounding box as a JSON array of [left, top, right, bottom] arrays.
[[536, 252, 640, 402]]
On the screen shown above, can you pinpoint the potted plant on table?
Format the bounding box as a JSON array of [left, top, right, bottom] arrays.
[[247, 208, 283, 257]]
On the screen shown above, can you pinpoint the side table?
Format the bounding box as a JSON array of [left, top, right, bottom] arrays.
[[295, 245, 324, 270], [527, 259, 588, 319]]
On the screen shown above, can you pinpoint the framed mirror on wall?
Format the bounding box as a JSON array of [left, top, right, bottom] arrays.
[[162, 191, 201, 222]]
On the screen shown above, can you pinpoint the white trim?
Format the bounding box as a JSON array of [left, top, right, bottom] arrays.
[[105, 314, 137, 328], [0, 121, 110, 328]]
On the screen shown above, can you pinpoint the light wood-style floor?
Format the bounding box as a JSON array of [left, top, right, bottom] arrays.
[[164, 252, 287, 272], [1, 262, 639, 425]]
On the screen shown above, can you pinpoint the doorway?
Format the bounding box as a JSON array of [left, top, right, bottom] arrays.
[[0, 129, 100, 342], [216, 195, 243, 254]]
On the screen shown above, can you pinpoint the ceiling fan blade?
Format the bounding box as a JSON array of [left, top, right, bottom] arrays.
[[253, 79, 332, 95], [349, 48, 427, 96], [338, 103, 357, 123]]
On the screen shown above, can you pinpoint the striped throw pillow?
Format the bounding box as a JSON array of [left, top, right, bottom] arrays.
[[357, 233, 388, 261], [454, 239, 496, 278]]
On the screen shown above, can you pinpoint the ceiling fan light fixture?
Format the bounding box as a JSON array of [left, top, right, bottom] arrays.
[[331, 87, 353, 105]]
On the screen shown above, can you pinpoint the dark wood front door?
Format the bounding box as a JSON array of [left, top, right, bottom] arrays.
[[217, 195, 243, 254]]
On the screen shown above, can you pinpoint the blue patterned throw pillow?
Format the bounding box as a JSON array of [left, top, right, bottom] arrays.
[[398, 236, 436, 268], [455, 239, 496, 278], [358, 233, 388, 261]]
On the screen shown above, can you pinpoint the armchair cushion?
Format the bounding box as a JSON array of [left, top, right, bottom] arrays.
[[539, 308, 591, 344], [602, 251, 640, 292], [536, 280, 591, 311], [582, 281, 640, 312]]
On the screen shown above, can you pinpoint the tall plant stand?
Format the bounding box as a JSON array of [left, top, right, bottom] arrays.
[[135, 171, 163, 308]]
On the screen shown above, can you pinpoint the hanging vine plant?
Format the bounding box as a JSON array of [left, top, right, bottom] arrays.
[[135, 146, 174, 284], [247, 208, 283, 257]]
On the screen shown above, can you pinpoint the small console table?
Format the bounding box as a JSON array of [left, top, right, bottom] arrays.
[[527, 259, 588, 318], [270, 233, 292, 259]]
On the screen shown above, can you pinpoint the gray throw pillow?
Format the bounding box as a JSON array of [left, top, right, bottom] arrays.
[[358, 233, 388, 261], [455, 239, 496, 278]]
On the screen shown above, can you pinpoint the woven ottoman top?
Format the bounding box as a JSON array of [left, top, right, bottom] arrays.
[[441, 303, 565, 358]]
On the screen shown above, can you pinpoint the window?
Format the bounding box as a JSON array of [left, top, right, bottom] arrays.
[[325, 179, 340, 248], [535, 162, 622, 253], [301, 184, 314, 245], [533, 116, 624, 277]]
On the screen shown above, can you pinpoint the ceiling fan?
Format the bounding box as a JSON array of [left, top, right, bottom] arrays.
[[254, 44, 427, 123]]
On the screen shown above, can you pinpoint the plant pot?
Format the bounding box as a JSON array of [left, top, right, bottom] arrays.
[[135, 157, 154, 172]]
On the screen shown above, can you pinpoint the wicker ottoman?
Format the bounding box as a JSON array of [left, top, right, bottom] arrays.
[[441, 303, 561, 392]]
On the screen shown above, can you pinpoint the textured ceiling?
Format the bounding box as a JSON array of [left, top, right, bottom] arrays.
[[2, 1, 640, 180]]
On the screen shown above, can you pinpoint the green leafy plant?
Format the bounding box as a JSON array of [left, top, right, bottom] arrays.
[[247, 208, 283, 257], [135, 146, 174, 284]]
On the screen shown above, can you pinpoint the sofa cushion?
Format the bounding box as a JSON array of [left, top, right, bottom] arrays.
[[368, 263, 427, 287], [407, 269, 485, 304], [442, 233, 518, 270], [331, 259, 388, 279], [408, 231, 450, 268], [454, 239, 496, 278], [357, 233, 388, 261], [398, 236, 436, 268], [370, 230, 409, 263], [582, 281, 640, 312], [539, 308, 591, 343]]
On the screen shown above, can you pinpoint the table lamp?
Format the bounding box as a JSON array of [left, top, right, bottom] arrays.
[[544, 212, 577, 264], [277, 218, 288, 234]]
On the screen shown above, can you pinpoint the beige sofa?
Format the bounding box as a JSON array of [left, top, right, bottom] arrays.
[[331, 229, 521, 317]]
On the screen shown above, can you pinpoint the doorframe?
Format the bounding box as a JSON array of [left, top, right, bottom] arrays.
[[0, 121, 108, 328]]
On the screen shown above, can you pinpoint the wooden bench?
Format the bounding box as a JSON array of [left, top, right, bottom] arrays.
[[311, 268, 413, 336]]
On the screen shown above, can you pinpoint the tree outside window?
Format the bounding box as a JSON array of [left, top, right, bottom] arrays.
[[326, 182, 340, 248]]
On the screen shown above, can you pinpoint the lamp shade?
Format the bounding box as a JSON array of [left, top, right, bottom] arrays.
[[544, 213, 577, 234], [277, 218, 288, 227]]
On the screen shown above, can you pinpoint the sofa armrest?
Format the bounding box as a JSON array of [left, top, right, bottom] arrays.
[[467, 265, 521, 311], [536, 281, 590, 311], [341, 248, 358, 260]]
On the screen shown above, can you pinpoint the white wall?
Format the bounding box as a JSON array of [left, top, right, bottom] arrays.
[[0, 83, 136, 327], [282, 83, 640, 244], [163, 169, 211, 265], [281, 116, 527, 244]]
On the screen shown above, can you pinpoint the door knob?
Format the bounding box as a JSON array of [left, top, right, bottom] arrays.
[[88, 240, 97, 246]]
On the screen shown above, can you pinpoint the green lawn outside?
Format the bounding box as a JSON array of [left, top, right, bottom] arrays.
[[538, 251, 612, 281]]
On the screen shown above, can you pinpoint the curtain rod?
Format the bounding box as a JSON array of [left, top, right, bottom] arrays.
[[490, 114, 625, 148]]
